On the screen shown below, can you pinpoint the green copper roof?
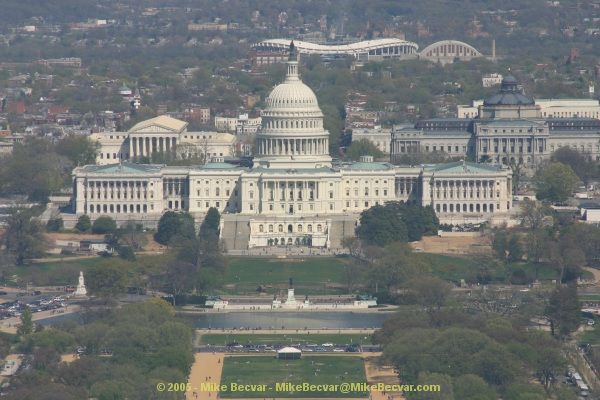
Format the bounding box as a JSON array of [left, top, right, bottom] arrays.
[[425, 161, 503, 173], [345, 162, 391, 171], [81, 162, 164, 174]]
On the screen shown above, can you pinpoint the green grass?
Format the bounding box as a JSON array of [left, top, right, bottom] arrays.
[[224, 257, 349, 295], [219, 356, 368, 398], [12, 257, 106, 286], [199, 333, 372, 346], [423, 253, 473, 281]]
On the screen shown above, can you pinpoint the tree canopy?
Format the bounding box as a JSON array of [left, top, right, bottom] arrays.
[[154, 211, 196, 245], [345, 139, 384, 161], [356, 201, 438, 246], [534, 162, 579, 203]]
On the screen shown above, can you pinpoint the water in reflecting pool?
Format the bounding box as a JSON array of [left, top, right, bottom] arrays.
[[194, 312, 389, 330]]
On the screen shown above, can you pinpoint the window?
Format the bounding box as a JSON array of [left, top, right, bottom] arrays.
[[308, 224, 313, 232], [278, 224, 283, 233], [329, 192, 333, 199], [364, 188, 369, 196], [216, 188, 220, 196], [317, 224, 322, 233], [259, 224, 264, 233], [205, 202, 209, 208], [249, 191, 254, 199], [268, 225, 273, 232], [216, 202, 220, 207]]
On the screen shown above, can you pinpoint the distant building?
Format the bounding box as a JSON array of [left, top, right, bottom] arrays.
[[419, 40, 483, 65], [393, 74, 600, 166], [482, 73, 503, 87], [351, 128, 391, 154], [215, 114, 262, 134]]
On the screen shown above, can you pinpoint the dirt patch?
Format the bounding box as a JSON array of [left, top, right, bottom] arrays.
[[364, 353, 404, 400], [411, 235, 489, 255]]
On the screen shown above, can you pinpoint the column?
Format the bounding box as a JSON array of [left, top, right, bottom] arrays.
[[131, 137, 137, 158]]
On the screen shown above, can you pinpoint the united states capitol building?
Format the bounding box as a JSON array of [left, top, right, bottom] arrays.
[[71, 50, 513, 249]]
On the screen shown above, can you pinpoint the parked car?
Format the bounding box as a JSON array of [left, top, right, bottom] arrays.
[[301, 347, 314, 352], [315, 347, 326, 352], [0, 291, 7, 296], [247, 348, 260, 353], [333, 348, 345, 352], [322, 342, 334, 347]]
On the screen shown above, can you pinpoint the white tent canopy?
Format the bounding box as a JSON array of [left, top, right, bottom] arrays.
[[277, 347, 301, 353]]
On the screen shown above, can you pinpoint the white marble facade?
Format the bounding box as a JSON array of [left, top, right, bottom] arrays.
[[72, 51, 513, 246]]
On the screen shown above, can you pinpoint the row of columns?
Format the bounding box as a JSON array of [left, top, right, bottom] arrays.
[[163, 178, 188, 196], [262, 180, 318, 201], [435, 203, 496, 213], [478, 137, 547, 155], [85, 180, 150, 200], [257, 138, 327, 156], [85, 203, 149, 214], [433, 179, 497, 200], [131, 136, 178, 158], [396, 178, 418, 196]]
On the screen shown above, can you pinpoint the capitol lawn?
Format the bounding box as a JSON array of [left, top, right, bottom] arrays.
[[219, 355, 368, 398]]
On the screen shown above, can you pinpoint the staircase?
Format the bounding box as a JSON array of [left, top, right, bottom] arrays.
[[220, 215, 251, 251]]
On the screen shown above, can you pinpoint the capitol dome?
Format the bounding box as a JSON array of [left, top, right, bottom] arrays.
[[266, 76, 320, 111], [254, 43, 332, 169]]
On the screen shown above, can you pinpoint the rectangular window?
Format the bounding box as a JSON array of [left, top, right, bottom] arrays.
[[216, 202, 220, 207], [205, 202, 209, 208], [346, 201, 350, 207], [365, 201, 369, 207]]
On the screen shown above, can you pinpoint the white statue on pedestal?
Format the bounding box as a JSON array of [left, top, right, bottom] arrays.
[[74, 271, 87, 297]]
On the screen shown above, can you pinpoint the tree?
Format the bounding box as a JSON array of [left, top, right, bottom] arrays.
[[467, 251, 504, 284], [46, 217, 64, 232], [369, 242, 428, 292], [345, 139, 384, 161], [453, 375, 496, 400], [517, 199, 553, 230], [2, 207, 48, 265], [356, 201, 438, 247], [75, 215, 92, 233], [154, 211, 196, 245], [200, 207, 220, 238], [91, 216, 117, 234], [534, 162, 579, 203], [86, 260, 130, 299], [17, 308, 34, 335], [356, 204, 408, 246], [551, 146, 598, 185], [545, 284, 580, 337], [492, 231, 523, 264], [162, 260, 196, 306], [408, 276, 452, 312], [343, 262, 364, 293], [524, 228, 551, 280], [55, 136, 101, 167]]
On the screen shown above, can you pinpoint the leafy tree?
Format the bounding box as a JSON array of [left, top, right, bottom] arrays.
[[492, 231, 523, 264], [75, 215, 92, 233], [452, 375, 496, 400], [408, 372, 453, 400], [408, 276, 452, 311], [46, 217, 64, 233], [534, 162, 580, 203], [18, 308, 34, 335], [2, 207, 47, 265], [55, 136, 101, 167], [545, 284, 580, 337], [345, 139, 384, 161], [86, 260, 130, 299], [200, 207, 220, 238], [356, 201, 438, 247], [91, 216, 117, 234], [154, 211, 196, 245], [551, 146, 598, 185], [467, 251, 504, 284], [534, 347, 566, 389]]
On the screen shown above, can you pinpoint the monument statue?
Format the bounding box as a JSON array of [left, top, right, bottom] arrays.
[[289, 40, 297, 61], [74, 271, 88, 297], [289, 276, 294, 289]]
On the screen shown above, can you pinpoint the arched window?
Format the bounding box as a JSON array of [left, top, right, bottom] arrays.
[[298, 224, 303, 232], [268, 224, 273, 232], [259, 224, 264, 233], [308, 224, 313, 232], [216, 188, 220, 196], [278, 224, 283, 233], [288, 224, 293, 233], [249, 191, 254, 199], [364, 188, 369, 196], [317, 224, 322, 233]]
